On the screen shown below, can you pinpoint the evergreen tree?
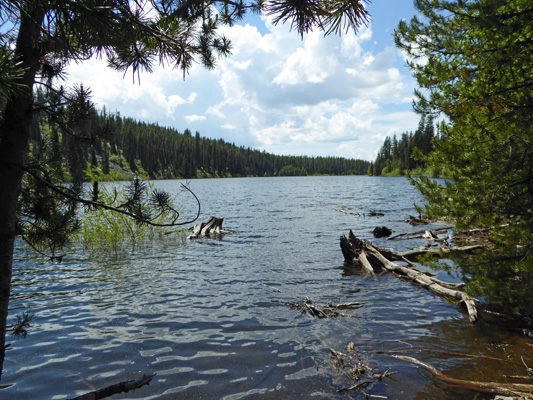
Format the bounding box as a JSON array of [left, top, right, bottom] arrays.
[[395, 0, 533, 318], [92, 112, 371, 179], [371, 115, 434, 176]]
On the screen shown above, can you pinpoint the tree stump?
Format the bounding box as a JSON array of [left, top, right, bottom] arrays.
[[188, 216, 233, 239]]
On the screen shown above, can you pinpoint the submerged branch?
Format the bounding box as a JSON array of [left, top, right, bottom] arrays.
[[392, 355, 533, 397], [331, 343, 397, 393], [67, 373, 155, 400], [289, 297, 362, 318]]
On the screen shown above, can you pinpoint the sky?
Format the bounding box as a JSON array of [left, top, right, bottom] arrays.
[[67, 1, 421, 161]]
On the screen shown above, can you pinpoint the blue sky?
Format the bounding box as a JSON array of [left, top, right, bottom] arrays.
[[67, 1, 420, 161]]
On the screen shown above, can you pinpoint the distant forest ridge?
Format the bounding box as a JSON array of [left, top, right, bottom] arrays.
[[34, 90, 434, 181], [44, 106, 371, 180]]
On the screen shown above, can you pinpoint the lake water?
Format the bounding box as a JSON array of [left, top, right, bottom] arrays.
[[3, 176, 531, 399]]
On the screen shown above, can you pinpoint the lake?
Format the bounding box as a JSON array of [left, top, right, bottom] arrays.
[[3, 176, 530, 399]]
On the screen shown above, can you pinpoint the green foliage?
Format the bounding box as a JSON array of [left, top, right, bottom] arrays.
[[18, 134, 83, 257], [19, 87, 194, 257], [279, 164, 308, 176], [266, 0, 370, 37], [0, 45, 25, 107], [78, 187, 185, 255], [396, 0, 533, 318], [79, 170, 186, 254], [372, 115, 435, 176], [17, 179, 81, 256], [72, 111, 371, 179]]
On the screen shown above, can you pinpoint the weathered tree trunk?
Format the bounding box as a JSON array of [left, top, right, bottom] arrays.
[[340, 231, 478, 323], [0, 4, 45, 379]]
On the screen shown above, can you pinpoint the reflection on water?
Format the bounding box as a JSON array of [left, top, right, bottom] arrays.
[[4, 176, 531, 399]]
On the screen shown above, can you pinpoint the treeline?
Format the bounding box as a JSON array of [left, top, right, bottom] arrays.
[[107, 113, 370, 178], [369, 115, 436, 176], [32, 96, 370, 180]]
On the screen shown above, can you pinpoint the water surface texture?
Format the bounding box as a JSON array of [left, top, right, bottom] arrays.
[[5, 176, 530, 399]]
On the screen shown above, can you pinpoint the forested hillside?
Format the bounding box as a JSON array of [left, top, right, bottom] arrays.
[[105, 112, 370, 178], [369, 115, 436, 176], [33, 96, 370, 181]]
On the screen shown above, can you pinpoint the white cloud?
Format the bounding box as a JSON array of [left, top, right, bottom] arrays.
[[67, 57, 199, 121], [185, 114, 206, 123], [65, 12, 419, 161]]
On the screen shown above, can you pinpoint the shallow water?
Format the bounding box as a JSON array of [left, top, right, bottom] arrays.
[[3, 176, 531, 399]]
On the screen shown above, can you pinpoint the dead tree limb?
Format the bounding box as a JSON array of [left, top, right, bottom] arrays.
[[340, 231, 478, 323], [67, 374, 155, 400], [388, 224, 512, 241], [399, 245, 484, 261], [289, 297, 362, 318], [392, 355, 533, 397], [364, 241, 478, 322], [388, 227, 451, 240]]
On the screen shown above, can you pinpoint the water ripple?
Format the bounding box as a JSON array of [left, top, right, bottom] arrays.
[[4, 176, 526, 400]]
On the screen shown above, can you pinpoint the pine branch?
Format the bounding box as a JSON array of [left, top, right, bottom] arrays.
[[17, 163, 201, 227]]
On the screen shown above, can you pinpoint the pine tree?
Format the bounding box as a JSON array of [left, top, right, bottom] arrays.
[[395, 0, 533, 318]]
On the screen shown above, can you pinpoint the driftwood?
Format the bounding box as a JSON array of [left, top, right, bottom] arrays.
[[388, 227, 451, 240], [334, 206, 385, 217], [368, 210, 384, 217], [290, 297, 363, 318], [399, 244, 483, 261], [188, 216, 233, 239], [67, 374, 155, 400], [340, 231, 478, 323], [392, 355, 533, 398], [389, 224, 511, 242]]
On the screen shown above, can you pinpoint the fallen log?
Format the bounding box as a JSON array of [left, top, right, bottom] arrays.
[[368, 210, 384, 217], [340, 231, 478, 323], [392, 355, 533, 398], [365, 241, 477, 322]]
